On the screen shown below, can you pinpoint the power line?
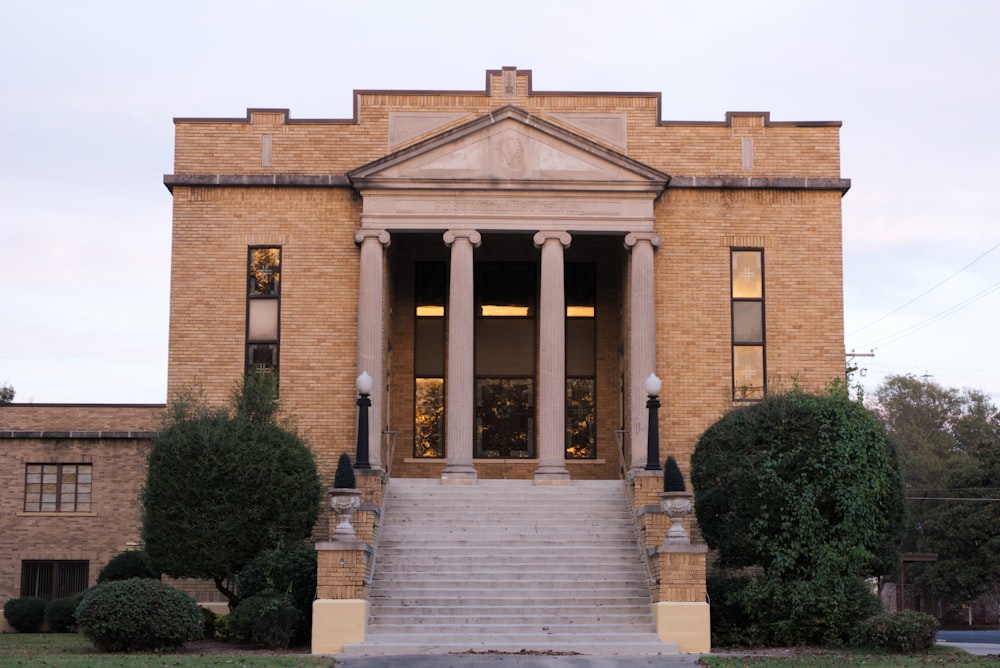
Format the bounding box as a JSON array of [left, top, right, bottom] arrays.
[[858, 279, 1000, 350], [848, 242, 1000, 337]]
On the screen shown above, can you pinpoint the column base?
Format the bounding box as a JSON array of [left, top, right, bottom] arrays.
[[534, 466, 571, 485], [440, 465, 478, 485]]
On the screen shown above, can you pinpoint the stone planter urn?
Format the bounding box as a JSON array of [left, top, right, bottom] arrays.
[[660, 490, 692, 543], [660, 492, 691, 543], [330, 488, 362, 540]]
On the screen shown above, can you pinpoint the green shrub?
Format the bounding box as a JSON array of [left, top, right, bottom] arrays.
[[663, 456, 686, 492], [223, 593, 301, 649], [333, 452, 356, 489], [853, 609, 940, 653], [706, 573, 765, 648], [237, 542, 316, 643], [75, 578, 203, 652], [3, 596, 46, 633], [97, 550, 158, 583], [199, 606, 220, 639], [45, 596, 79, 633]]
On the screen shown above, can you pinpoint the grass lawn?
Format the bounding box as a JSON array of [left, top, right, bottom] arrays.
[[701, 645, 997, 667], [0, 633, 335, 667]]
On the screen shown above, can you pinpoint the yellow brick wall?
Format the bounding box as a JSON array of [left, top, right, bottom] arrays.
[[0, 436, 150, 604]]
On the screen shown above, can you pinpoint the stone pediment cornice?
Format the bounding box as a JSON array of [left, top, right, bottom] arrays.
[[347, 106, 670, 194]]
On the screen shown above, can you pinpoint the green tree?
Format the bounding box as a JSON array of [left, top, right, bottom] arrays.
[[871, 375, 1000, 609], [141, 373, 322, 608], [691, 386, 905, 645], [0, 383, 14, 404]]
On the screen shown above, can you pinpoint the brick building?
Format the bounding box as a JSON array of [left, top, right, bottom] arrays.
[[2, 68, 848, 650]]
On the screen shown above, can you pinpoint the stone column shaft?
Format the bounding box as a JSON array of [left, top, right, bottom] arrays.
[[625, 232, 661, 471], [354, 229, 391, 470], [534, 231, 572, 484], [441, 230, 481, 484]]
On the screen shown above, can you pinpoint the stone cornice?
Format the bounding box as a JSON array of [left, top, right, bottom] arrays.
[[0, 430, 155, 439], [163, 174, 351, 192], [669, 176, 851, 193], [164, 173, 850, 194]]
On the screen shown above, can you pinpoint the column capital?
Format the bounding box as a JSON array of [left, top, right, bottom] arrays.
[[532, 230, 572, 249], [443, 229, 482, 248], [354, 229, 391, 247], [624, 231, 662, 250]]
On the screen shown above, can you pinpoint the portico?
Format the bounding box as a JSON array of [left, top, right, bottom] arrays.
[[347, 106, 669, 481]]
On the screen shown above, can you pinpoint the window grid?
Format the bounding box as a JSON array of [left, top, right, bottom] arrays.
[[23, 463, 92, 513], [731, 249, 766, 400], [246, 246, 281, 375], [20, 560, 89, 601]]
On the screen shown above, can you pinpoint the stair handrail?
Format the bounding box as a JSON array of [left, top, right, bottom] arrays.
[[615, 428, 657, 592], [366, 429, 398, 596]]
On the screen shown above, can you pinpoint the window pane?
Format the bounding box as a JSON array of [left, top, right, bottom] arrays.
[[248, 248, 281, 295], [476, 262, 536, 316], [414, 378, 444, 458], [248, 299, 280, 341], [475, 378, 535, 458], [732, 301, 764, 344], [566, 378, 596, 459], [732, 251, 762, 298], [567, 318, 596, 376], [415, 261, 446, 315], [247, 344, 278, 372], [734, 346, 765, 400], [475, 319, 535, 375], [415, 318, 445, 377]]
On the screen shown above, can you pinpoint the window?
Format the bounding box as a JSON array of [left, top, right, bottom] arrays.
[[20, 561, 89, 601], [566, 262, 596, 458], [23, 464, 92, 512], [731, 249, 765, 399], [246, 247, 281, 374], [414, 262, 446, 457], [475, 262, 536, 458]]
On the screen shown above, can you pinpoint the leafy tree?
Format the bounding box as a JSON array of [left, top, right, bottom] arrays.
[[691, 385, 905, 645], [141, 373, 322, 608], [871, 375, 1000, 608], [0, 383, 14, 404]]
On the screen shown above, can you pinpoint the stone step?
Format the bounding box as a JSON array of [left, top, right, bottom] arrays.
[[370, 595, 654, 607], [342, 635, 676, 656]]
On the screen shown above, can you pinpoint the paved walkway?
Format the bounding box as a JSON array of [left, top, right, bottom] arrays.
[[336, 654, 703, 667]]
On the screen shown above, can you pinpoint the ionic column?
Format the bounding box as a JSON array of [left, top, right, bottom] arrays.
[[625, 231, 662, 471], [354, 229, 391, 470], [441, 229, 481, 484], [534, 231, 572, 484]]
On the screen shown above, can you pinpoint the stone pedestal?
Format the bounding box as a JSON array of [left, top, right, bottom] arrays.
[[313, 541, 373, 654], [648, 542, 711, 653]]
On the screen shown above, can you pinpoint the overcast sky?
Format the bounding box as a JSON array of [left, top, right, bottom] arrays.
[[2, 0, 998, 405]]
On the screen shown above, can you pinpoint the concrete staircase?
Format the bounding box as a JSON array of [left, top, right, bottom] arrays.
[[342, 478, 677, 656]]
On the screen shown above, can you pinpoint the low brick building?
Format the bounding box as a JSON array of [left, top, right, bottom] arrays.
[[2, 67, 848, 649]]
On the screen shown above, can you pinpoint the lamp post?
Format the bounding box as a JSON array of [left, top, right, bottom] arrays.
[[644, 372, 662, 471], [355, 371, 373, 469]]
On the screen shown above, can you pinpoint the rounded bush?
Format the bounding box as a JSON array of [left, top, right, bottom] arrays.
[[223, 593, 301, 649], [237, 542, 316, 643], [75, 578, 203, 652], [854, 610, 940, 652], [3, 596, 46, 633], [97, 550, 158, 583], [45, 596, 79, 633]]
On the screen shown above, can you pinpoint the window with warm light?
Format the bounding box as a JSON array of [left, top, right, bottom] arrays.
[[565, 262, 596, 458], [246, 247, 281, 375], [731, 249, 765, 399], [414, 262, 446, 457]]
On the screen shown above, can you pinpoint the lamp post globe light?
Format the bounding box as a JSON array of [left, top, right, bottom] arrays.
[[355, 371, 373, 469], [644, 372, 662, 471]]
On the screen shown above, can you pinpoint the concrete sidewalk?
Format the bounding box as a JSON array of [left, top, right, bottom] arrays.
[[335, 654, 703, 667]]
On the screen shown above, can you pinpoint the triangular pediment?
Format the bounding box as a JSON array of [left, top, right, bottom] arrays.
[[349, 106, 669, 193]]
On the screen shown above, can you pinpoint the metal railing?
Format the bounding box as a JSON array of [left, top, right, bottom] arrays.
[[615, 428, 657, 591], [365, 429, 399, 593]]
